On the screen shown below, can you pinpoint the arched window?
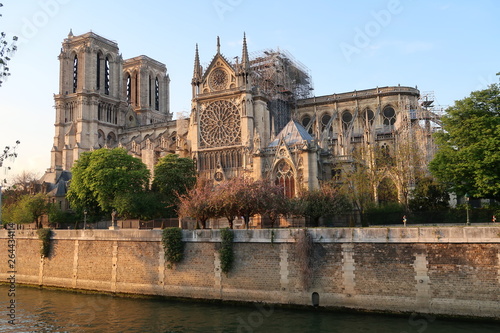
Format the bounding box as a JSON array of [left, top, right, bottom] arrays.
[[155, 77, 160, 111], [362, 108, 374, 127], [301, 115, 313, 135], [126, 74, 131, 103], [72, 55, 78, 93], [105, 57, 110, 95], [321, 114, 331, 132], [97, 103, 102, 121], [342, 110, 353, 131], [275, 160, 295, 198], [96, 53, 101, 91], [383, 106, 396, 126]]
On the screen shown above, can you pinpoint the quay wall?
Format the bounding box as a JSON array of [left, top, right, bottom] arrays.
[[1, 227, 499, 320]]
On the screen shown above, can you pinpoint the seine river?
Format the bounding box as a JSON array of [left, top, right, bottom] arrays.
[[1, 285, 499, 333]]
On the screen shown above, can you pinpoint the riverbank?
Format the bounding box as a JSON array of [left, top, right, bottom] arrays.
[[1, 226, 499, 321]]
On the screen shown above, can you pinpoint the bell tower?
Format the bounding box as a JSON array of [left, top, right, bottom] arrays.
[[52, 30, 125, 171]]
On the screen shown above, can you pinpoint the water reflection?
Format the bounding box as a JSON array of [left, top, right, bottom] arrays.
[[0, 285, 499, 332]]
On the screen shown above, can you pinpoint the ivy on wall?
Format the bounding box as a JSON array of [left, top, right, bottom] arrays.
[[219, 228, 234, 275], [162, 227, 184, 268], [37, 228, 52, 258]]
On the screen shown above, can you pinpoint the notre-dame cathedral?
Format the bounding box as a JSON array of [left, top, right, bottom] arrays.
[[43, 30, 440, 209]]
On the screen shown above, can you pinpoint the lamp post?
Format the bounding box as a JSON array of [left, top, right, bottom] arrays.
[[83, 210, 87, 230], [465, 193, 470, 226]]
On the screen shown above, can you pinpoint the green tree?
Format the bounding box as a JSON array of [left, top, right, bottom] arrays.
[[67, 148, 150, 216], [408, 176, 449, 212], [429, 83, 500, 199], [0, 3, 18, 87], [113, 191, 165, 220], [296, 185, 351, 227], [8, 193, 49, 228], [152, 154, 196, 217]]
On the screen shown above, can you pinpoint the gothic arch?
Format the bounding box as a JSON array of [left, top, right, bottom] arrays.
[[107, 132, 117, 147], [377, 177, 398, 204], [273, 158, 296, 198], [97, 129, 105, 148]]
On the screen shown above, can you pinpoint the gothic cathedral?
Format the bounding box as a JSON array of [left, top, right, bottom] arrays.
[[44, 31, 440, 205]]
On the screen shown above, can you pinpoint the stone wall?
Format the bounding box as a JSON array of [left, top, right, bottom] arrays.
[[1, 227, 499, 320]]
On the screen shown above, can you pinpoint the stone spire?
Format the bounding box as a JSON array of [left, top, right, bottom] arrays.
[[68, 28, 74, 38], [241, 32, 250, 72], [192, 44, 201, 85], [217, 36, 221, 54]]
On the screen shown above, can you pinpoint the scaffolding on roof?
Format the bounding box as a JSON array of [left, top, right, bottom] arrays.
[[249, 49, 313, 101]]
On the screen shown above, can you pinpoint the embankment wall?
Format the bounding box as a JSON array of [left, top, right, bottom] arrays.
[[1, 227, 499, 320]]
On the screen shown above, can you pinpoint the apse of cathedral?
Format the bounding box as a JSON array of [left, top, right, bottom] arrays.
[[43, 30, 440, 203]]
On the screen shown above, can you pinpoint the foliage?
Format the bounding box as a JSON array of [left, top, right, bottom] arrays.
[[162, 228, 184, 268], [231, 177, 270, 229], [259, 182, 289, 228], [152, 154, 196, 217], [1, 171, 40, 206], [6, 193, 49, 228], [295, 184, 351, 227], [211, 180, 240, 229], [67, 148, 150, 215], [429, 83, 500, 199], [47, 205, 77, 228], [177, 179, 216, 229], [337, 161, 374, 227], [37, 228, 52, 258], [409, 176, 449, 212], [113, 191, 166, 220], [364, 202, 407, 225], [0, 3, 18, 87], [219, 228, 234, 275]]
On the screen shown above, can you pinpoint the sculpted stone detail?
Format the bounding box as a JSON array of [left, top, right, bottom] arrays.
[[199, 100, 241, 147]]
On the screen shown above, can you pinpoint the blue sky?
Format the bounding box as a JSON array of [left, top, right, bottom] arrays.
[[0, 0, 499, 181]]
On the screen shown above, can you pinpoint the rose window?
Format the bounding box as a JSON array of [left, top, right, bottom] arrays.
[[200, 100, 241, 147], [209, 68, 228, 91]]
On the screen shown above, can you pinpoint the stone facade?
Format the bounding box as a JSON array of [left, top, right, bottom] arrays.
[[45, 31, 441, 201], [1, 227, 499, 320]]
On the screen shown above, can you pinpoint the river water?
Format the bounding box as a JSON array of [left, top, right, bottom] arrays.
[[1, 285, 499, 333]]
